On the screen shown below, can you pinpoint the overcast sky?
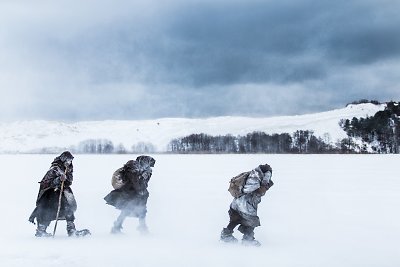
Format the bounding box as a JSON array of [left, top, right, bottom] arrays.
[[0, 0, 399, 121]]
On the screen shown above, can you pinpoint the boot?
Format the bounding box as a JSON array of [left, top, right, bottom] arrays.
[[111, 212, 126, 234], [242, 232, 261, 247], [67, 221, 76, 236], [137, 218, 149, 235], [111, 224, 122, 234], [67, 221, 91, 237], [74, 229, 91, 237], [111, 219, 124, 234], [220, 228, 238, 243], [238, 225, 261, 246], [35, 223, 52, 237]]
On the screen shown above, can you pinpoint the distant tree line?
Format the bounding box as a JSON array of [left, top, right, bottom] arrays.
[[168, 101, 399, 154], [168, 130, 339, 154], [35, 100, 399, 154], [78, 139, 114, 153], [340, 101, 400, 153], [346, 99, 381, 106], [61, 140, 157, 154]]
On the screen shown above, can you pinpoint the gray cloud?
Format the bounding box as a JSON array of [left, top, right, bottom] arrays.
[[0, 0, 399, 121]]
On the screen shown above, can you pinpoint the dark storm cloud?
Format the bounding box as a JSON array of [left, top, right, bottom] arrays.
[[153, 0, 400, 85], [0, 0, 399, 121]]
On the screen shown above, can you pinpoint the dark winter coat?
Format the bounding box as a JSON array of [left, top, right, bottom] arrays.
[[104, 156, 155, 218], [230, 166, 273, 227], [29, 158, 77, 225]]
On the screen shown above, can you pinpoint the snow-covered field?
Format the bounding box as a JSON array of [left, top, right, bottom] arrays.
[[1, 154, 399, 267]]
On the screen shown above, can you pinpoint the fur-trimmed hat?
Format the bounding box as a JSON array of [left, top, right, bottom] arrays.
[[59, 151, 74, 162], [259, 163, 272, 173]]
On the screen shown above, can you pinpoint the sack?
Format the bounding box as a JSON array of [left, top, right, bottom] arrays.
[[228, 171, 250, 198], [111, 167, 126, 189]]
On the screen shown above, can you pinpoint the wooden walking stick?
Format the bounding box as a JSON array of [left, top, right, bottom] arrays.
[[53, 167, 68, 237]]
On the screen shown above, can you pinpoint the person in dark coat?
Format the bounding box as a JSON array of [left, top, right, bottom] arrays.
[[28, 151, 90, 237], [220, 163, 274, 246], [104, 155, 156, 234]]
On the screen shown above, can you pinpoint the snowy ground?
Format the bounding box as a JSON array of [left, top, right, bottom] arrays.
[[1, 154, 399, 267]]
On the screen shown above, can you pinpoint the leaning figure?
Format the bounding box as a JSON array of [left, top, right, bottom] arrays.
[[220, 163, 274, 246], [28, 151, 91, 237], [104, 155, 156, 234]]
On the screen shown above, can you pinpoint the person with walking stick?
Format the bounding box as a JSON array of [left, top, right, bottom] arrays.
[[28, 151, 90, 237]]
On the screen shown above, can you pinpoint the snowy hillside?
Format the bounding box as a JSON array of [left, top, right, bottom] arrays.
[[0, 103, 385, 153]]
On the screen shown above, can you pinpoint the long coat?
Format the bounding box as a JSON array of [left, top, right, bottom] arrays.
[[230, 166, 273, 227], [104, 157, 154, 218], [29, 159, 77, 224]]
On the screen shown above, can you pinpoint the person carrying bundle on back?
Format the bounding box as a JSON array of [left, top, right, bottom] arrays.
[[104, 155, 156, 234], [220, 163, 273, 246]]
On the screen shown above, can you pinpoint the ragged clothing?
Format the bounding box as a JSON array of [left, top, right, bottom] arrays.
[[104, 156, 155, 218], [230, 166, 273, 227], [29, 154, 77, 225]]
